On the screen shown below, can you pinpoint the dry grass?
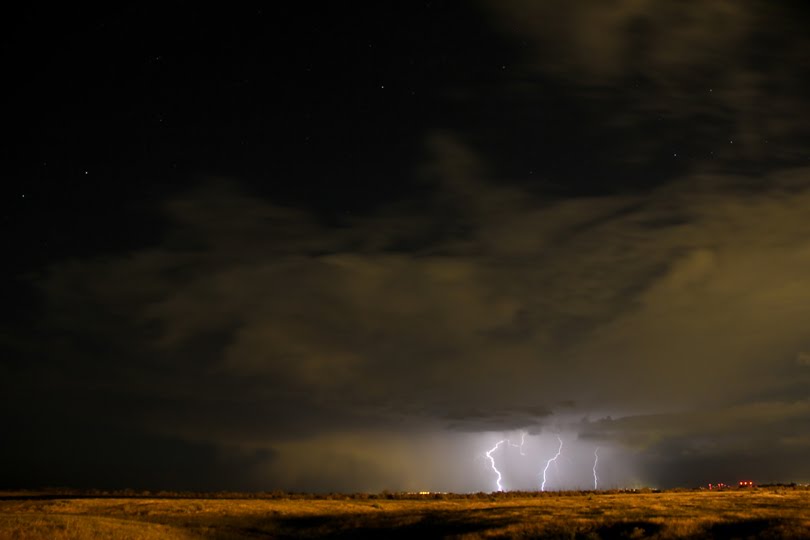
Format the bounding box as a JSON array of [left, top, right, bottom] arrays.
[[0, 488, 808, 539]]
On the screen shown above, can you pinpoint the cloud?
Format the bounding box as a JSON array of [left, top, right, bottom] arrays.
[[480, 0, 810, 163], [483, 0, 753, 82], [578, 399, 810, 486], [581, 400, 810, 451], [25, 134, 810, 489]]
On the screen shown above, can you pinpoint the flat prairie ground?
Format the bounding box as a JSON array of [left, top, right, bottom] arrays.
[[0, 488, 808, 539]]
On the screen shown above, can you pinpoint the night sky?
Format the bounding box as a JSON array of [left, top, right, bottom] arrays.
[[4, 2, 810, 493]]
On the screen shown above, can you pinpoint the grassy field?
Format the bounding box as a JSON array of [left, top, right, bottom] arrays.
[[0, 488, 808, 539]]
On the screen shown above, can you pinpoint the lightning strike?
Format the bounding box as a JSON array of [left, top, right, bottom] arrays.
[[485, 440, 508, 492], [592, 447, 600, 490], [509, 431, 528, 456], [540, 436, 563, 491]]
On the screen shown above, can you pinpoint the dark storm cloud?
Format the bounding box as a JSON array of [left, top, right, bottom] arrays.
[[23, 130, 810, 489], [482, 0, 810, 166], [443, 404, 553, 432], [578, 400, 810, 486]]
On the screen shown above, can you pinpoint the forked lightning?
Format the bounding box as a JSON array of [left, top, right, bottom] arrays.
[[540, 436, 563, 491]]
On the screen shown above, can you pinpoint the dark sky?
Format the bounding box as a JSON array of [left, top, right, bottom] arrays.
[[3, 2, 810, 492]]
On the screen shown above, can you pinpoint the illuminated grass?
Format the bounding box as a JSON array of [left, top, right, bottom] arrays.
[[1, 488, 808, 539]]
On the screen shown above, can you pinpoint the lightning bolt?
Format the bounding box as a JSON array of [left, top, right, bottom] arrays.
[[592, 447, 600, 490], [484, 433, 528, 492], [485, 440, 508, 492], [509, 431, 527, 455], [540, 435, 563, 491]]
